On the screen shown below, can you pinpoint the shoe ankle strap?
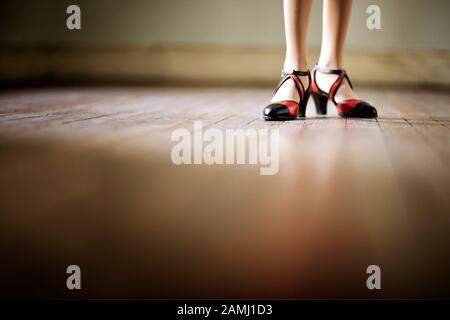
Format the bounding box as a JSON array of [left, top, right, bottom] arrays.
[[313, 64, 353, 104], [314, 65, 343, 75], [281, 69, 310, 78], [276, 69, 311, 102]]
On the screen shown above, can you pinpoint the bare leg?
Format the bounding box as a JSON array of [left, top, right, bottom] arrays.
[[315, 0, 357, 102], [271, 0, 312, 103]]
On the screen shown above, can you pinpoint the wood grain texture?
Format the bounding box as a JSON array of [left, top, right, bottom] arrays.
[[0, 86, 449, 299]]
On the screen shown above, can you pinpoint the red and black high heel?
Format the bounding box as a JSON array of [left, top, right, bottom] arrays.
[[263, 69, 311, 121], [311, 65, 377, 118]]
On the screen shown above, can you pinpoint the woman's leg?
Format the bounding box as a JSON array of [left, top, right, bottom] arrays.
[[315, 0, 357, 102], [271, 0, 313, 103]]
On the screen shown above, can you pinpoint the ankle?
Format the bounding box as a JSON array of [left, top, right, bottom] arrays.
[[317, 57, 342, 70], [283, 57, 309, 72]]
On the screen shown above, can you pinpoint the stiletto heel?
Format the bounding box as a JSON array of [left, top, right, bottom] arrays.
[[298, 92, 310, 118], [311, 92, 328, 115], [311, 65, 377, 118], [263, 69, 311, 121]]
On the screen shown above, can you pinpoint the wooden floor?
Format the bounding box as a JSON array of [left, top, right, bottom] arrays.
[[0, 86, 449, 299]]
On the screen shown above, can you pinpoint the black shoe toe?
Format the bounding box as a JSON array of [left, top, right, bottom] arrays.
[[263, 103, 293, 121], [352, 102, 378, 118]]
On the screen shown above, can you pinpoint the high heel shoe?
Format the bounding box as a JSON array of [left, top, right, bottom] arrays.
[[311, 65, 377, 118], [263, 69, 311, 121]]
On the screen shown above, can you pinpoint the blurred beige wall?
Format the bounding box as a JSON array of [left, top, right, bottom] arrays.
[[0, 0, 449, 86], [1, 0, 449, 50]]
